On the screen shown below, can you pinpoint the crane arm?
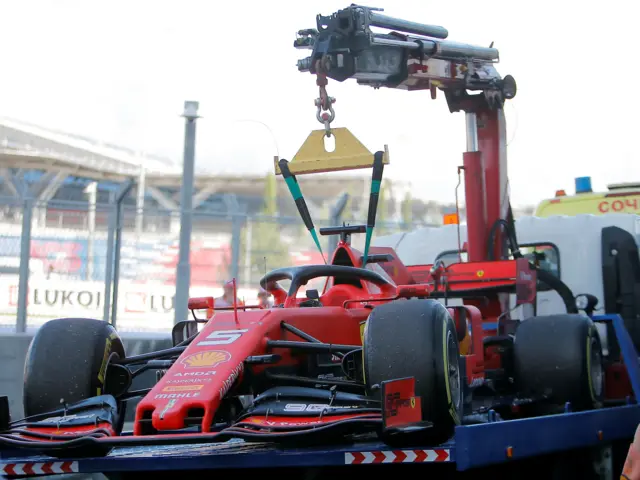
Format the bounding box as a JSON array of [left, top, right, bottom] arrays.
[[294, 4, 516, 114], [293, 5, 520, 322]]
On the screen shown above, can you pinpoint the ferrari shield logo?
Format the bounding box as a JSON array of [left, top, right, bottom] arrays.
[[410, 397, 416, 408]]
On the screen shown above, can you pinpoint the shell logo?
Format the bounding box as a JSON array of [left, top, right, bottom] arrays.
[[181, 350, 231, 369]]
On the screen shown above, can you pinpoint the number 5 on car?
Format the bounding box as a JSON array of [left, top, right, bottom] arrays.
[[197, 329, 249, 346]]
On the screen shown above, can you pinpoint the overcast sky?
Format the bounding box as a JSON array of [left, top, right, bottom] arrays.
[[1, 0, 638, 208]]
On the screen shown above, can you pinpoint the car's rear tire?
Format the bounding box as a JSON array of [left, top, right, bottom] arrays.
[[363, 299, 462, 445], [23, 318, 126, 418], [514, 314, 604, 410]]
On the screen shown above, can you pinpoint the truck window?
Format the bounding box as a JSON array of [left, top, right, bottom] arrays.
[[518, 243, 561, 279]]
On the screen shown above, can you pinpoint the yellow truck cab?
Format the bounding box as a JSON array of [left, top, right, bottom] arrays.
[[535, 176, 640, 217]]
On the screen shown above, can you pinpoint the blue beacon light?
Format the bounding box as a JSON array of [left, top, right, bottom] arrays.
[[575, 176, 593, 194]]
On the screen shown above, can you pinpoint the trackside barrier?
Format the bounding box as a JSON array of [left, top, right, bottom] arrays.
[[0, 277, 259, 332]]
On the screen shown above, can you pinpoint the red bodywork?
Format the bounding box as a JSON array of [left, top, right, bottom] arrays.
[[135, 242, 387, 434], [132, 238, 508, 435], [135, 306, 366, 433]]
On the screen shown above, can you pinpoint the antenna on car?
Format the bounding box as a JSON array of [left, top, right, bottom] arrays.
[[232, 278, 240, 324], [361, 151, 385, 268], [278, 158, 327, 264]]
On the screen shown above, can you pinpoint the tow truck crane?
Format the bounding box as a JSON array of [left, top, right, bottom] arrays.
[[294, 5, 516, 266], [1, 6, 640, 479]]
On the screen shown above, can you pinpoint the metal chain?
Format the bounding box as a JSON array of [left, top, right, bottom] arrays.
[[314, 58, 335, 137]]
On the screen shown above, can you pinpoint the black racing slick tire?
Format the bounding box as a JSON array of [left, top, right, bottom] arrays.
[[363, 299, 462, 444], [23, 318, 125, 417], [514, 314, 604, 411]]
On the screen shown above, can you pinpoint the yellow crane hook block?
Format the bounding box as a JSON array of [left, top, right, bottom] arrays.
[[274, 127, 390, 176]]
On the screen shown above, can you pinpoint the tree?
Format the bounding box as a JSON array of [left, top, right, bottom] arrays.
[[375, 179, 391, 236], [401, 191, 413, 229], [263, 170, 277, 216], [239, 173, 291, 286]]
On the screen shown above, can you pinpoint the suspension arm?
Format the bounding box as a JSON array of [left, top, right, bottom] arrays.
[[294, 5, 516, 112]]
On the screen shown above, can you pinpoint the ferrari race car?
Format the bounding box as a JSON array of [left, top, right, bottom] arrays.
[[0, 230, 460, 455], [0, 220, 610, 459]]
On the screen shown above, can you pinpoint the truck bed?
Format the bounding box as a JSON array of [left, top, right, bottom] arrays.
[[2, 403, 639, 477]]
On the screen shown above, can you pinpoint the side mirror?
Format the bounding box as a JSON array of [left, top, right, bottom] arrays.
[[172, 321, 199, 347], [188, 297, 214, 319], [575, 293, 598, 315]]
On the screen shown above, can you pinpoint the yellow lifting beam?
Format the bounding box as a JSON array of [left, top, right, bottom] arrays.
[[274, 128, 390, 176]]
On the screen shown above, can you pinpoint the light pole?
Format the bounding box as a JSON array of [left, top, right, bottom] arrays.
[[174, 101, 200, 325], [84, 181, 97, 281]]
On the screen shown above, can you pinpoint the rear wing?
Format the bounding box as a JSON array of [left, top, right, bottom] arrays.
[[368, 248, 525, 294]]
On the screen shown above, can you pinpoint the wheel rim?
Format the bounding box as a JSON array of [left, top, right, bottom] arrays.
[[447, 330, 462, 415], [590, 337, 603, 398], [102, 351, 119, 396]]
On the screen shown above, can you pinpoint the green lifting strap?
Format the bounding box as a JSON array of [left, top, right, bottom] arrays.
[[362, 151, 385, 269], [278, 158, 326, 264]]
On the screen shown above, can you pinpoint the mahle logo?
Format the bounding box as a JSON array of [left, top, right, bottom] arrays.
[[155, 392, 200, 399], [181, 351, 231, 369]]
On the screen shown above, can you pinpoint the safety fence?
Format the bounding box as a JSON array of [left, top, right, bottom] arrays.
[[0, 195, 423, 332]]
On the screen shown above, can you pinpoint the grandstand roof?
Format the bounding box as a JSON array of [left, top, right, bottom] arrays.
[[0, 117, 179, 180], [0, 117, 373, 201]]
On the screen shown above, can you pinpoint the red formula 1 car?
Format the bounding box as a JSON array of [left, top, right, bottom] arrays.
[[3, 233, 462, 458], [0, 161, 610, 460]]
